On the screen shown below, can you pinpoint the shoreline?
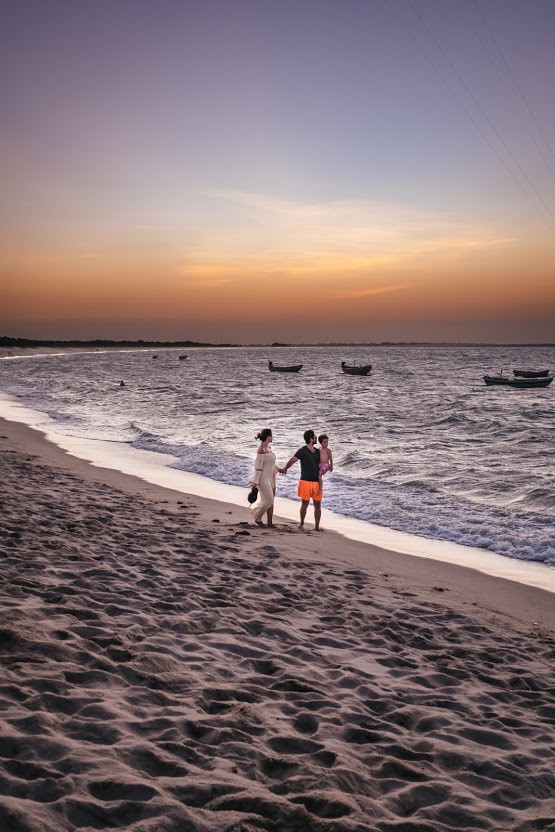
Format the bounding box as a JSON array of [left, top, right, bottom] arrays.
[[1, 410, 554, 635], [0, 389, 554, 598]]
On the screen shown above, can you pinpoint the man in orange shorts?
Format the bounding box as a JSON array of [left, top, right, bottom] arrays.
[[281, 429, 322, 531]]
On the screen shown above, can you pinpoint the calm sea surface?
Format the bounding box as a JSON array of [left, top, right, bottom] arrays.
[[1, 345, 554, 564]]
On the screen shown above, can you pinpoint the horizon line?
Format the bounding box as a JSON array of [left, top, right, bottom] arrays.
[[2, 337, 554, 349]]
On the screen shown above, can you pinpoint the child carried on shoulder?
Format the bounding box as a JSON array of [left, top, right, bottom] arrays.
[[318, 433, 333, 495]]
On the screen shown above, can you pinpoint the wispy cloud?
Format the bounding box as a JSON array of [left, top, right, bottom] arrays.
[[190, 190, 507, 267], [331, 283, 408, 300], [190, 277, 235, 288]]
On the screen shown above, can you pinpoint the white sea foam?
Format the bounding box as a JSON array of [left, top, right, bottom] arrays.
[[1, 344, 554, 566], [1, 391, 554, 594]]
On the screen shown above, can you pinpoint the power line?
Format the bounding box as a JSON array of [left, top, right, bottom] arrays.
[[468, 0, 555, 182], [473, 0, 555, 168], [404, 0, 554, 228]]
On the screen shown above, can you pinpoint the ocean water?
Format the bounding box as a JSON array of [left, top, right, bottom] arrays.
[[1, 345, 554, 565]]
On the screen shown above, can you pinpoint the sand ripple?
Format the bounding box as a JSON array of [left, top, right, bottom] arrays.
[[1, 445, 554, 831]]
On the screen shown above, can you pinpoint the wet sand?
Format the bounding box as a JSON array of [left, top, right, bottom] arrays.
[[1, 418, 554, 831]]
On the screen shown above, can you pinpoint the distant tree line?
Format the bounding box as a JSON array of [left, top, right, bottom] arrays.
[[0, 337, 233, 348], [1, 336, 552, 348]]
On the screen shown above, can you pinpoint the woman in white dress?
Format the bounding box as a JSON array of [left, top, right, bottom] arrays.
[[250, 428, 284, 527]]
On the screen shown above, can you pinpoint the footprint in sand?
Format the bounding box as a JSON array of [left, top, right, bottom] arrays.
[[88, 781, 158, 801], [267, 736, 323, 755], [293, 713, 319, 734]]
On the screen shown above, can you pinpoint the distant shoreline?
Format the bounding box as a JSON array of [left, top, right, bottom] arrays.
[[1, 337, 554, 349]]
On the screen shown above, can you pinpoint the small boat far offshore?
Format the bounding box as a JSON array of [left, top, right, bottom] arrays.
[[513, 369, 550, 378], [178, 354, 187, 360], [268, 361, 303, 373], [341, 361, 372, 376], [484, 374, 553, 388]]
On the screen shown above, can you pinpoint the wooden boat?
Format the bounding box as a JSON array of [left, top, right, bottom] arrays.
[[268, 361, 303, 373], [484, 374, 553, 388], [341, 361, 372, 376], [513, 369, 550, 378]]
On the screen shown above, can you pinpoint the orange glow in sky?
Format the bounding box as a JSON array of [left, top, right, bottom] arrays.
[[1, 3, 554, 343]]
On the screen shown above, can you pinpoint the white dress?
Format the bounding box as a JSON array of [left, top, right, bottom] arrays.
[[250, 451, 277, 522]]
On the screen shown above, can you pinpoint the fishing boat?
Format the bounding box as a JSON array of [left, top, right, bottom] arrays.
[[513, 369, 550, 378], [341, 361, 372, 376], [268, 361, 303, 373], [484, 373, 553, 388], [178, 354, 187, 360]]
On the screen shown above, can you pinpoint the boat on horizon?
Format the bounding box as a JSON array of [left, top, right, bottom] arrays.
[[341, 361, 372, 376], [484, 373, 553, 388], [268, 361, 303, 373], [513, 369, 550, 378]]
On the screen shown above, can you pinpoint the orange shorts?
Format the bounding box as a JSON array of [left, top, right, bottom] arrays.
[[298, 480, 322, 502]]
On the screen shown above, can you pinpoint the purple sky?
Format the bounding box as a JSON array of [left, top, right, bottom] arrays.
[[1, 0, 554, 342]]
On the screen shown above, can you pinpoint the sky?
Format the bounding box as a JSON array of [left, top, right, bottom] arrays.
[[1, 0, 554, 343]]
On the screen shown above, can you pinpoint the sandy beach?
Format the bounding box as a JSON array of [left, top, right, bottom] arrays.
[[3, 0, 555, 825], [1, 417, 554, 832]]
